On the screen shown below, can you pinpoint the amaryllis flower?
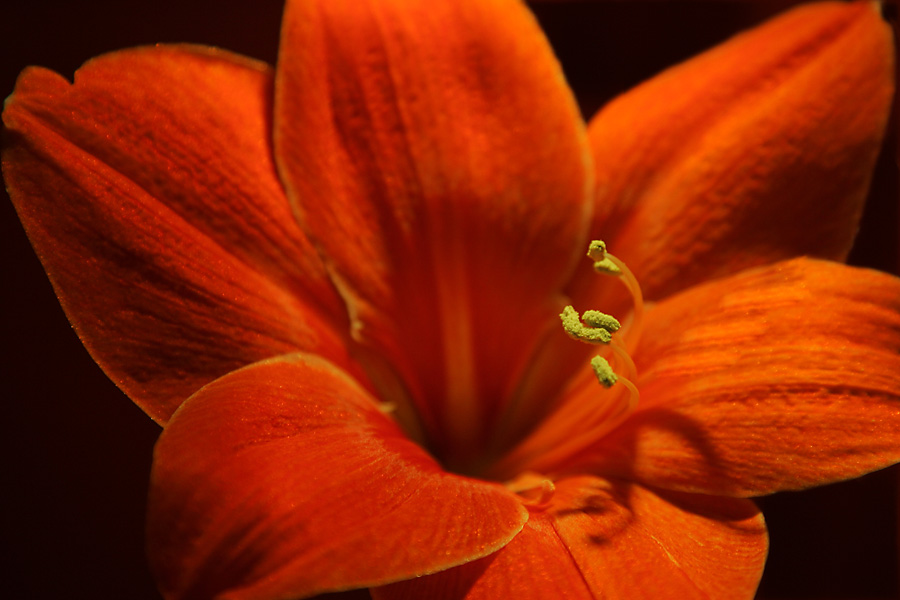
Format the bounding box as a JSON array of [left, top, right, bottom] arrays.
[[3, 0, 899, 598]]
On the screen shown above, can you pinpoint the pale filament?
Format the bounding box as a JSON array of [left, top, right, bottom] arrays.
[[609, 337, 637, 383], [605, 252, 644, 354], [488, 341, 638, 479], [522, 371, 639, 474]]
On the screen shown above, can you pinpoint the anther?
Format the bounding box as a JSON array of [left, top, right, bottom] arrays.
[[587, 239, 622, 275], [590, 356, 618, 388], [560, 305, 620, 344], [582, 310, 621, 333], [560, 240, 640, 393], [593, 258, 622, 276], [587, 239, 608, 261], [485, 240, 643, 479]]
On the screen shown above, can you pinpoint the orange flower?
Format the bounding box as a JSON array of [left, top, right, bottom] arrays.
[[3, 0, 898, 598]]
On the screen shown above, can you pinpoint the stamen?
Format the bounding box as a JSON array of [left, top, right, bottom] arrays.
[[587, 239, 607, 261], [533, 242, 643, 461], [590, 356, 617, 387], [617, 376, 640, 415], [593, 258, 622, 276], [524, 373, 640, 471], [604, 253, 644, 353], [586, 239, 644, 352], [491, 370, 639, 478], [587, 240, 622, 275], [485, 240, 644, 480], [588, 240, 606, 262], [532, 240, 642, 466], [559, 241, 641, 402], [609, 338, 637, 383]]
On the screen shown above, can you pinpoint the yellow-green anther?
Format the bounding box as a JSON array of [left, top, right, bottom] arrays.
[[587, 240, 607, 261], [592, 257, 622, 276], [582, 310, 620, 332], [560, 240, 635, 397], [560, 305, 614, 344], [591, 356, 618, 387], [586, 240, 622, 275]]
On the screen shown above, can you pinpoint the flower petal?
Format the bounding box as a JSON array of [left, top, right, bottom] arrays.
[[520, 0, 895, 457], [587, 0, 894, 301], [372, 477, 766, 599], [576, 259, 900, 497], [273, 0, 591, 465], [2, 45, 355, 423], [148, 354, 527, 600]]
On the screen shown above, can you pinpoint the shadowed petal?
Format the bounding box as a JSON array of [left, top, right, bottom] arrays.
[[587, 0, 894, 302], [574, 259, 900, 497], [2, 45, 355, 423], [373, 477, 766, 599], [274, 0, 592, 466], [148, 354, 528, 600]]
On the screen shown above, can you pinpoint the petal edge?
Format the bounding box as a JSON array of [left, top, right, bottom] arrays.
[[148, 354, 528, 600]]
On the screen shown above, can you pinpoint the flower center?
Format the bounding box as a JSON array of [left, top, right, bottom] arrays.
[[558, 240, 641, 406], [490, 240, 644, 482]]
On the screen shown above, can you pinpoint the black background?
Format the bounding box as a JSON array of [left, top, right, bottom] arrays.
[[1, 1, 897, 598]]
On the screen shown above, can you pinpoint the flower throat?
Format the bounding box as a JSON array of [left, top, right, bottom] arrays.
[[488, 240, 644, 485]]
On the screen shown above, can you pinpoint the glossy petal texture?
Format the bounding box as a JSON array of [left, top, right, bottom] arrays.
[[2, 45, 355, 423], [274, 0, 591, 467], [573, 259, 900, 496], [148, 354, 528, 600], [519, 0, 895, 436], [373, 476, 767, 599], [588, 0, 893, 301]]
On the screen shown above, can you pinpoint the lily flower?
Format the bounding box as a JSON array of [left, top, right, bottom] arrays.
[[3, 0, 898, 598]]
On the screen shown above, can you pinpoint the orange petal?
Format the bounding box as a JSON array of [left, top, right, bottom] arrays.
[[148, 354, 527, 600], [587, 1, 894, 302], [519, 0, 895, 444], [273, 0, 591, 467], [574, 258, 900, 497], [2, 45, 356, 423], [372, 476, 767, 599]]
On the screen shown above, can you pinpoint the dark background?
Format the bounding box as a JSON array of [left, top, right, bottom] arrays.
[[1, 1, 897, 598]]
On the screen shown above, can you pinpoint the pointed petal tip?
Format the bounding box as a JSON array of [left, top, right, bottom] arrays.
[[586, 0, 895, 302]]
